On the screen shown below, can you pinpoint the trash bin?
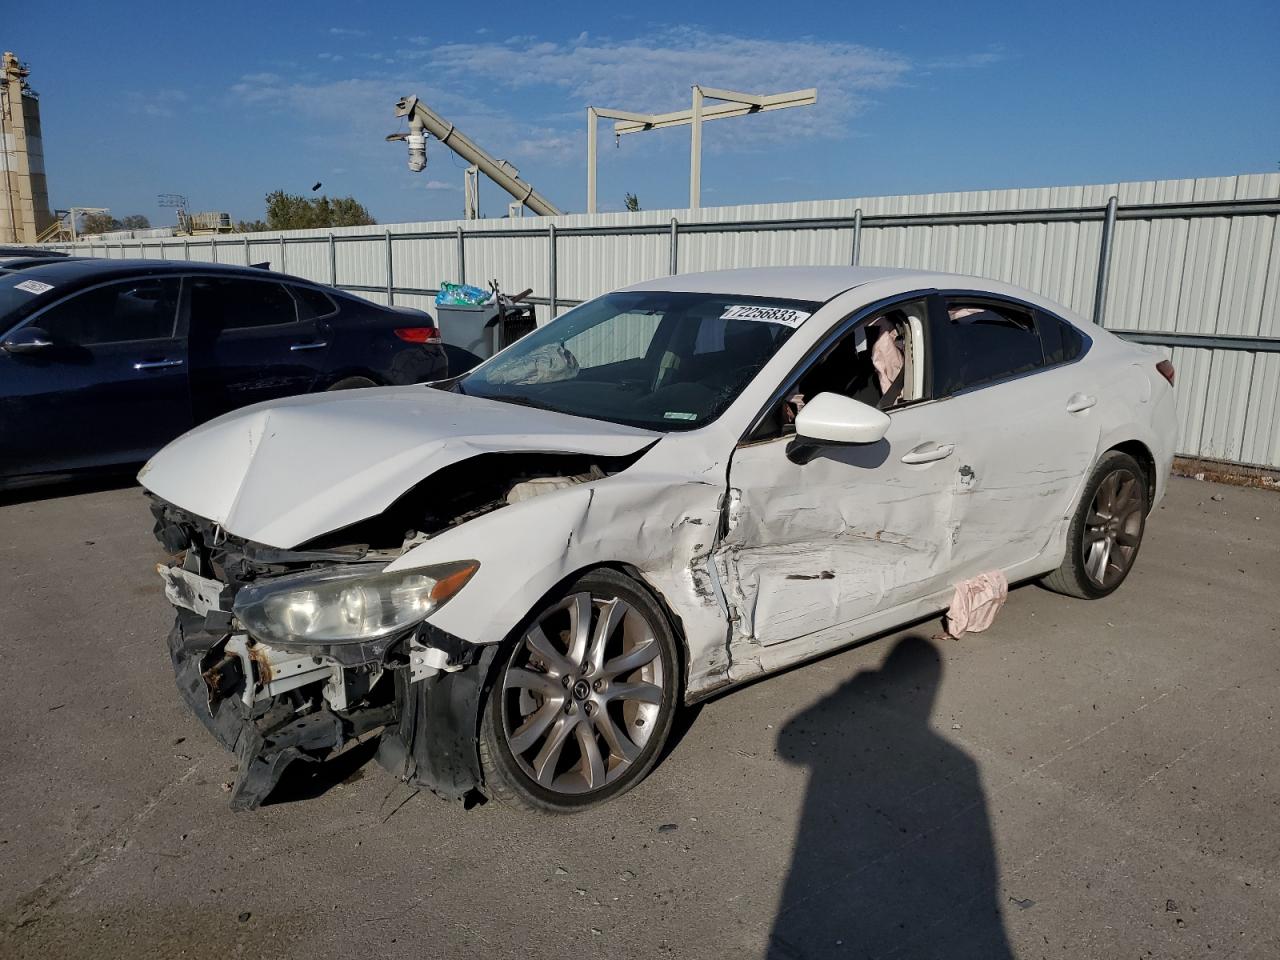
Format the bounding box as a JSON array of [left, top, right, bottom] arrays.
[[435, 302, 499, 374], [435, 283, 539, 375]]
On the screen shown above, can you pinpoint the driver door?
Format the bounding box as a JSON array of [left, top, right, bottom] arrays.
[[717, 295, 966, 649]]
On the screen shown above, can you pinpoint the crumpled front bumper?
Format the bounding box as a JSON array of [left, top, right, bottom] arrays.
[[167, 612, 394, 811], [166, 607, 494, 811]]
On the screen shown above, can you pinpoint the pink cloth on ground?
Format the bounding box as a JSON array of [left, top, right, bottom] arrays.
[[944, 571, 1009, 638]]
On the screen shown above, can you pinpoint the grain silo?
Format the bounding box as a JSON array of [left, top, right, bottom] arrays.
[[1, 51, 54, 244]]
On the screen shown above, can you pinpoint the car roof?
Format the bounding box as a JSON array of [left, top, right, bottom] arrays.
[[621, 266, 930, 302], [0, 245, 70, 258], [4, 257, 314, 287]]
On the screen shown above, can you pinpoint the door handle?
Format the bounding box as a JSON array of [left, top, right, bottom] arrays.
[[290, 341, 328, 352], [133, 359, 184, 371], [1066, 393, 1097, 413], [900, 441, 955, 465]]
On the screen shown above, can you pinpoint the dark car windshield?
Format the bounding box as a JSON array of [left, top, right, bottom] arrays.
[[458, 291, 817, 430]]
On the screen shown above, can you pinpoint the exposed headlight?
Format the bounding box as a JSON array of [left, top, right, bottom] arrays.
[[232, 561, 478, 645]]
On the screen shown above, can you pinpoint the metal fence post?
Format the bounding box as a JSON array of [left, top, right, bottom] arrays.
[[243, 235, 249, 265], [278, 235, 286, 273], [669, 217, 679, 275], [851, 208, 863, 266], [329, 232, 337, 286], [548, 223, 558, 319], [1092, 195, 1118, 326], [456, 226, 466, 284], [210, 238, 218, 263], [183, 238, 190, 260], [385, 229, 395, 305]]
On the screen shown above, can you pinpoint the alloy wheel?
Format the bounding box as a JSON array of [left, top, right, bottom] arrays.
[[1082, 468, 1144, 589], [498, 592, 667, 795]]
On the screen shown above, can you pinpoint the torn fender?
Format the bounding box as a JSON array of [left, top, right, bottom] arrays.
[[384, 468, 735, 699]]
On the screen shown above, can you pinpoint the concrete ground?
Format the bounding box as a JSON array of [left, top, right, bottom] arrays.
[[0, 476, 1276, 959]]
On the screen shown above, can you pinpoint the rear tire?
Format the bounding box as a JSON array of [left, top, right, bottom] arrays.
[[1043, 450, 1149, 599], [327, 376, 377, 391], [479, 568, 680, 813]]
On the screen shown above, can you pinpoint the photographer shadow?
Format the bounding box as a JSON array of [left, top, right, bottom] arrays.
[[768, 635, 1013, 960]]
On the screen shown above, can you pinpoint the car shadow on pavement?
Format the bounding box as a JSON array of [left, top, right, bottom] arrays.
[[768, 635, 1013, 960], [0, 472, 137, 506]]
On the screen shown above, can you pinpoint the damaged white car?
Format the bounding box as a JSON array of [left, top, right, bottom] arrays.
[[142, 266, 1177, 812]]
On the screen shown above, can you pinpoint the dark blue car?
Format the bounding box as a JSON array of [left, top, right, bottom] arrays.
[[0, 259, 448, 489]]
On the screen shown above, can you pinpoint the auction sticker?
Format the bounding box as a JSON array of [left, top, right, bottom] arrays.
[[14, 279, 54, 295], [720, 304, 810, 328]]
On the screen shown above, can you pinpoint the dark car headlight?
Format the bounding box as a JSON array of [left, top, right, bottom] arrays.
[[232, 560, 478, 645]]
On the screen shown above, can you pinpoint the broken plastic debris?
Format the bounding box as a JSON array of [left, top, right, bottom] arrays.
[[944, 571, 1009, 639]]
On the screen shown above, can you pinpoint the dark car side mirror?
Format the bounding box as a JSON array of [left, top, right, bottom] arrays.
[[0, 326, 56, 355]]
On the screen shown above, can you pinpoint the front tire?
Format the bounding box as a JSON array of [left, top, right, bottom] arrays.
[[479, 568, 680, 812], [1043, 450, 1149, 599]]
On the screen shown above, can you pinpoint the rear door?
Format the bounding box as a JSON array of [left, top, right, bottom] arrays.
[[187, 276, 329, 422], [0, 277, 188, 478], [924, 293, 1102, 576]]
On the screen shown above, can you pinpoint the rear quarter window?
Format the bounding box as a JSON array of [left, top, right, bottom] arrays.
[[1037, 310, 1086, 365], [291, 285, 338, 320]]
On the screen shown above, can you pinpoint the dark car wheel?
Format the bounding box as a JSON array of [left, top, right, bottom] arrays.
[[479, 568, 680, 812], [327, 376, 378, 390], [1043, 450, 1149, 600]]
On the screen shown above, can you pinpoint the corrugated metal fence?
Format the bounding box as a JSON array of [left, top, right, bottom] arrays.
[[53, 174, 1280, 470]]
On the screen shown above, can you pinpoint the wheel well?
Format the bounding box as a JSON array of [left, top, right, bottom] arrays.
[[1108, 440, 1156, 508], [322, 370, 384, 389], [481, 561, 692, 704]]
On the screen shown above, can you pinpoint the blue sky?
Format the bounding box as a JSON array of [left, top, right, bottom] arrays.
[[9, 0, 1279, 226]]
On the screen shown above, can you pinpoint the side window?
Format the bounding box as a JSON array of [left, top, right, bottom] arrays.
[[748, 297, 928, 442], [190, 278, 298, 334], [930, 298, 1044, 397], [36, 278, 179, 345], [291, 284, 338, 321], [1036, 310, 1085, 366]]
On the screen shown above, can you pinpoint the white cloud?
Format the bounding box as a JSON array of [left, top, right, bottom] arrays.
[[414, 27, 911, 140], [927, 48, 1006, 71], [126, 88, 189, 119], [228, 27, 961, 176], [329, 27, 368, 37], [423, 179, 461, 191]]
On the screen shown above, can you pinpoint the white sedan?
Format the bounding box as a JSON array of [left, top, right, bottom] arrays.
[[141, 266, 1177, 812]]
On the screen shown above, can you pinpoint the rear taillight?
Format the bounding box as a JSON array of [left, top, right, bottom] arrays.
[[395, 326, 442, 344], [1156, 359, 1175, 387]]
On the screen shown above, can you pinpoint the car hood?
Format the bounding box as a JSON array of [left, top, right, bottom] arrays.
[[138, 386, 660, 548]]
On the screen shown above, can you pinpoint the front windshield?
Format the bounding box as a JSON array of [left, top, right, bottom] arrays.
[[458, 291, 817, 430]]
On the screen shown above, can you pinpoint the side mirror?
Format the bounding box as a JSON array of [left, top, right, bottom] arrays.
[[794, 392, 891, 446], [1, 326, 55, 355]]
